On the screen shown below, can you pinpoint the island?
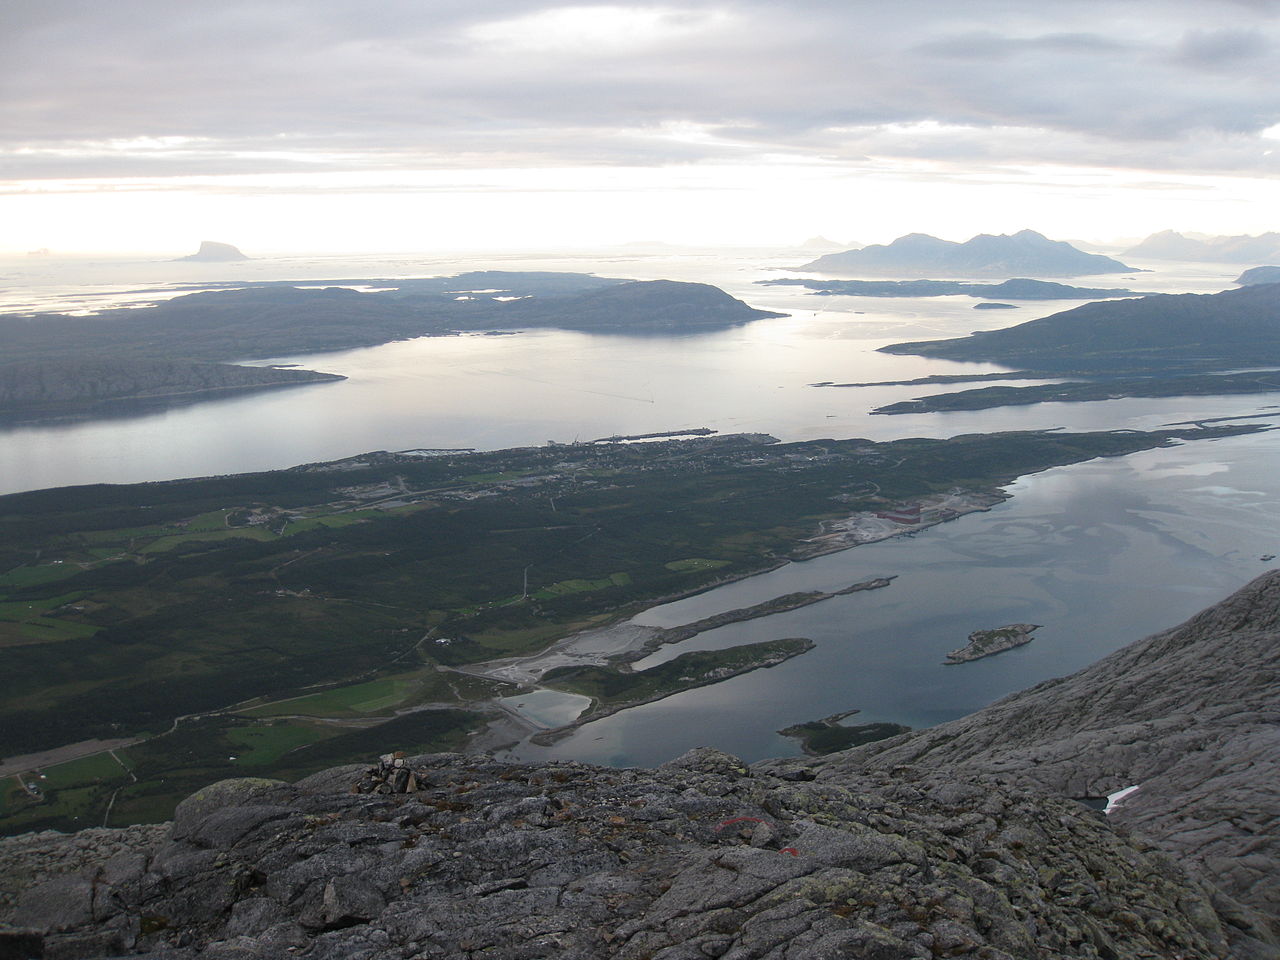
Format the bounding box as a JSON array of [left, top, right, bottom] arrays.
[[177, 240, 248, 262], [799, 230, 1136, 278], [778, 709, 910, 755], [944, 623, 1040, 663], [0, 424, 1262, 833], [759, 277, 1152, 300]]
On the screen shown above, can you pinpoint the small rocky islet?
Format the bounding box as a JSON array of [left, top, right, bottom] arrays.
[[943, 624, 1040, 664]]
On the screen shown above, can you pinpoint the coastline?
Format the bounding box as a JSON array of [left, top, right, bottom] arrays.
[[454, 485, 1032, 753], [528, 638, 816, 746], [0, 481, 999, 792], [793, 488, 1010, 559]]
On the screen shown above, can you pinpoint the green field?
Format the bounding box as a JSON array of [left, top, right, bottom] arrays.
[[38, 750, 131, 788], [0, 593, 99, 645], [224, 722, 331, 765], [0, 563, 85, 589], [665, 558, 731, 573], [532, 572, 632, 600], [0, 708, 485, 833], [242, 671, 429, 718]]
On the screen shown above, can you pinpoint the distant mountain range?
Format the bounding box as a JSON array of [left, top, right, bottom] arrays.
[[801, 230, 1136, 278], [880, 282, 1280, 373], [1125, 230, 1280, 263]]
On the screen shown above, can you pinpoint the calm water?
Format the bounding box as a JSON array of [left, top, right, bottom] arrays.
[[2, 250, 1275, 764], [507, 429, 1280, 766], [0, 250, 1260, 495]]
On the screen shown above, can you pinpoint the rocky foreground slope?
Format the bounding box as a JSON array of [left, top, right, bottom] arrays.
[[2, 575, 1278, 960], [840, 569, 1280, 935]]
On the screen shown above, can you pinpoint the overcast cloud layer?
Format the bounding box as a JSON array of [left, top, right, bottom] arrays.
[[4, 0, 1279, 183]]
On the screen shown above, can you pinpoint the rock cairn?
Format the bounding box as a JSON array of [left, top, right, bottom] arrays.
[[351, 752, 419, 795]]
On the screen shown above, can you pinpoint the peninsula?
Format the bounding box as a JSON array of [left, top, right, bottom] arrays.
[[533, 637, 816, 744], [778, 709, 911, 754], [871, 370, 1280, 415], [0, 358, 344, 420], [868, 282, 1280, 413], [0, 272, 783, 421], [879, 282, 1280, 373], [1238, 266, 1280, 286]]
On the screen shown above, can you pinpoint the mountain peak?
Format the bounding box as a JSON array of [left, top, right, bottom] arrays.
[[801, 230, 1135, 278]]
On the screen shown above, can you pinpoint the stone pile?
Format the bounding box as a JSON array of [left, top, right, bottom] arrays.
[[350, 752, 419, 795]]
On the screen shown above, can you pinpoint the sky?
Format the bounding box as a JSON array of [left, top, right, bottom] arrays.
[[2, 0, 1278, 255]]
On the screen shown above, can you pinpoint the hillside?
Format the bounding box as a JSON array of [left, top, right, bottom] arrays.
[[0, 759, 1260, 960], [503, 279, 785, 331], [834, 569, 1280, 939], [0, 358, 344, 417], [4, 574, 1279, 957], [1239, 267, 1280, 286], [801, 230, 1136, 278], [879, 281, 1280, 373]]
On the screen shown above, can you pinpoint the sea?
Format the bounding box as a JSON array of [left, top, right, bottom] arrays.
[[2, 247, 1277, 764]]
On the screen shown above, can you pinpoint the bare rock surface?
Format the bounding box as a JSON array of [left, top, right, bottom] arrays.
[[1, 749, 1262, 959], [837, 569, 1280, 942], [0, 824, 168, 918]]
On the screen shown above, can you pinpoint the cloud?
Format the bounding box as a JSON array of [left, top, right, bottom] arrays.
[[463, 6, 732, 55], [1174, 26, 1270, 67], [2, 0, 1278, 184]]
